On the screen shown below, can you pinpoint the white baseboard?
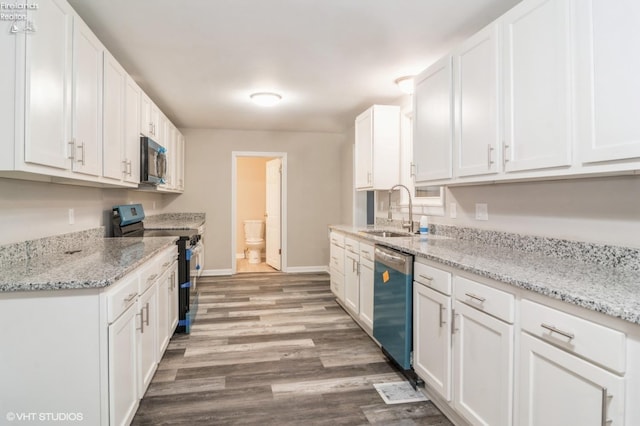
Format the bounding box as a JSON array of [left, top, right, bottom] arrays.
[[201, 269, 233, 276], [284, 265, 329, 274]]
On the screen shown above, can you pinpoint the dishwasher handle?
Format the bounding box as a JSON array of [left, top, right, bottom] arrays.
[[375, 247, 412, 274]]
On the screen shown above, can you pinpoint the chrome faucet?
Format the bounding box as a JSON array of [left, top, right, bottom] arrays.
[[388, 184, 414, 234]]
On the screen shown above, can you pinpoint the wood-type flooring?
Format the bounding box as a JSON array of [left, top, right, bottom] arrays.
[[132, 272, 453, 425]]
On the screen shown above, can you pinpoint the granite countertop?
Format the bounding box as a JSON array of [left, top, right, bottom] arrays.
[[330, 225, 640, 326], [0, 237, 177, 292], [144, 213, 206, 231]]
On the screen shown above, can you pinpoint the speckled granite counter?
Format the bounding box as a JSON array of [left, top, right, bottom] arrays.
[[144, 212, 206, 231], [0, 237, 177, 292], [330, 225, 640, 326]]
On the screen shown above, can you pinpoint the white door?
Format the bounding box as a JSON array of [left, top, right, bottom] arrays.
[[413, 55, 453, 182], [265, 158, 281, 270], [102, 51, 126, 181], [518, 332, 624, 426], [24, 0, 74, 170], [72, 18, 103, 176], [344, 250, 360, 314], [454, 23, 501, 178], [453, 300, 514, 426], [502, 0, 572, 173], [575, 0, 640, 164], [413, 283, 452, 401]]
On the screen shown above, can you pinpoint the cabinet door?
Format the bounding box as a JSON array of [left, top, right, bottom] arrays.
[[344, 251, 360, 314], [358, 259, 374, 331], [413, 55, 453, 182], [157, 269, 170, 357], [453, 300, 513, 426], [413, 283, 452, 401], [168, 264, 179, 332], [102, 51, 125, 181], [502, 0, 572, 173], [137, 284, 158, 398], [72, 18, 103, 176], [109, 304, 139, 426], [518, 333, 624, 426], [24, 0, 74, 170], [454, 24, 501, 178], [140, 92, 152, 138], [124, 76, 141, 183], [355, 108, 373, 189], [575, 0, 640, 163], [176, 133, 185, 190]]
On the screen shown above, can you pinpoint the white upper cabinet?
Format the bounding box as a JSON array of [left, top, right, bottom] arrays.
[[453, 23, 501, 178], [501, 0, 572, 173], [140, 92, 161, 141], [354, 105, 400, 190], [102, 51, 126, 181], [71, 17, 103, 177], [23, 0, 74, 171], [413, 55, 453, 182], [575, 0, 640, 164], [124, 76, 141, 184]]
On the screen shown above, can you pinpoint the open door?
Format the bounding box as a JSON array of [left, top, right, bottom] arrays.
[[265, 158, 281, 270]]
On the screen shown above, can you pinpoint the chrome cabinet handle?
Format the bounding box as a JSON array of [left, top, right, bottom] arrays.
[[162, 261, 170, 268], [137, 310, 144, 333], [419, 274, 434, 282], [503, 142, 510, 166], [540, 323, 575, 340], [67, 139, 76, 160], [487, 144, 494, 168], [127, 160, 132, 176], [410, 162, 416, 177], [438, 303, 446, 327], [601, 387, 612, 425], [147, 273, 158, 282], [77, 142, 85, 165], [124, 292, 137, 303], [465, 292, 486, 303]]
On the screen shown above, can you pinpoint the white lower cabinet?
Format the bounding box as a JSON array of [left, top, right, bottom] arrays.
[[0, 245, 178, 426], [108, 300, 139, 426], [344, 247, 360, 314], [453, 299, 514, 426], [518, 332, 624, 426], [413, 280, 452, 401], [358, 253, 374, 332]]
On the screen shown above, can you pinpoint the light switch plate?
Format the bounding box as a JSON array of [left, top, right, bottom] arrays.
[[475, 203, 488, 221], [449, 202, 457, 219]]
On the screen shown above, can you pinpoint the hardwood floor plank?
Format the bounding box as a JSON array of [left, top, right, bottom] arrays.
[[132, 273, 453, 425]]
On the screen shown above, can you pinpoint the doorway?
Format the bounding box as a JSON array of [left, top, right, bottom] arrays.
[[231, 152, 287, 275]]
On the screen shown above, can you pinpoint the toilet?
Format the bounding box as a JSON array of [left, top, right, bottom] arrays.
[[243, 220, 265, 264]]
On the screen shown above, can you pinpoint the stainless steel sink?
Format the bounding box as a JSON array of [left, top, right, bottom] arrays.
[[360, 230, 412, 238]]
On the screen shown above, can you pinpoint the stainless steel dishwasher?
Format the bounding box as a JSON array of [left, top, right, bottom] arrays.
[[373, 245, 414, 372]]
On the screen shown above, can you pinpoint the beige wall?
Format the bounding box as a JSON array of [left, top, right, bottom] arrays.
[[163, 128, 347, 272], [435, 175, 640, 248], [0, 178, 166, 245], [236, 157, 267, 255]]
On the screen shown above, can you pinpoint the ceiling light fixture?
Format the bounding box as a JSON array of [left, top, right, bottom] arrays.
[[395, 76, 415, 95], [250, 92, 282, 107]]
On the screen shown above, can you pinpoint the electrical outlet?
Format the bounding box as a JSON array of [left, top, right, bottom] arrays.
[[68, 208, 75, 225], [449, 202, 457, 219], [475, 203, 488, 221]]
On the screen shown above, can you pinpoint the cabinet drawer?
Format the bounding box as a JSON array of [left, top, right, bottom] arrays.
[[107, 273, 139, 324], [157, 246, 177, 273], [330, 245, 344, 273], [521, 300, 626, 374], [138, 256, 161, 294], [454, 276, 514, 323], [360, 242, 374, 262], [414, 260, 452, 296], [344, 237, 359, 254], [329, 231, 345, 248]]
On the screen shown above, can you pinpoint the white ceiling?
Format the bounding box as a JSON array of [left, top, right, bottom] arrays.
[[68, 0, 521, 133]]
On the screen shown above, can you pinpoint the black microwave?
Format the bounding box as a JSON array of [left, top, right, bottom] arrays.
[[140, 136, 167, 185]]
